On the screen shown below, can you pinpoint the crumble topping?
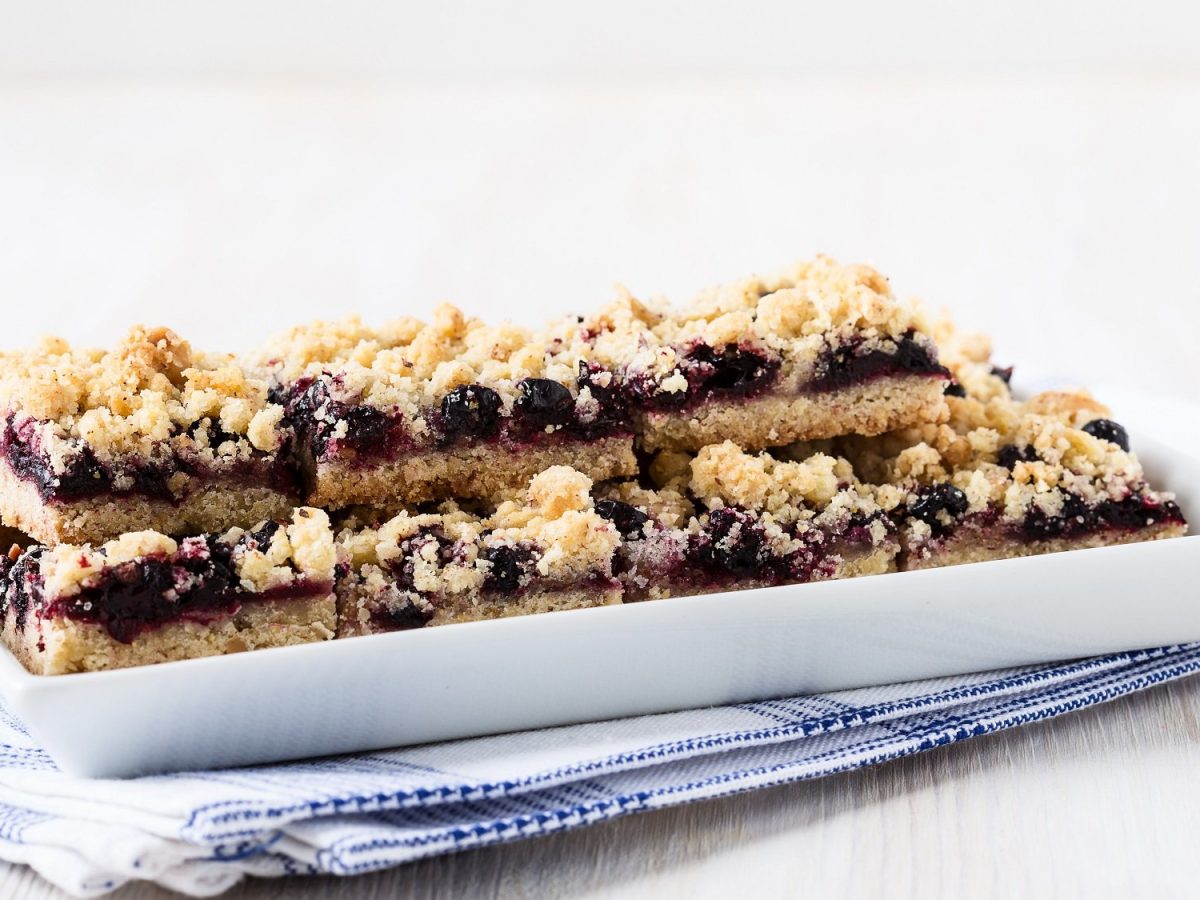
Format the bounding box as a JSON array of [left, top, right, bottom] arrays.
[[685, 441, 889, 540], [0, 327, 287, 468], [579, 255, 940, 396], [41, 507, 334, 598], [691, 440, 853, 512], [594, 481, 696, 529], [251, 257, 943, 433], [647, 449, 693, 493], [485, 467, 620, 581], [341, 466, 620, 593], [250, 306, 594, 421], [802, 354, 1165, 530]]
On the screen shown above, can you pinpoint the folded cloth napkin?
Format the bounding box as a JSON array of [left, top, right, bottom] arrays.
[[1, 643, 1197, 897]]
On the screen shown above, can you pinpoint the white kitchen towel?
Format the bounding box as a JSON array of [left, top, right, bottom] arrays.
[[1, 643, 1197, 897]]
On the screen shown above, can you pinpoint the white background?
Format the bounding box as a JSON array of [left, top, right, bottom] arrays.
[[1, 2, 1199, 405]]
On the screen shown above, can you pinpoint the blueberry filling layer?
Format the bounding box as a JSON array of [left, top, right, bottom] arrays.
[[0, 413, 299, 504], [480, 542, 538, 594], [623, 343, 782, 412], [902, 483, 1185, 544], [1021, 492, 1183, 541], [274, 376, 411, 461], [907, 484, 970, 537], [0, 547, 45, 631], [363, 533, 616, 633], [1, 532, 329, 644], [683, 506, 846, 587], [277, 365, 633, 465], [807, 332, 949, 393], [370, 599, 434, 632]]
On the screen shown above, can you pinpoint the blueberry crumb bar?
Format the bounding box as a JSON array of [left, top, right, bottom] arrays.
[[579, 256, 951, 453], [0, 260, 1187, 675], [0, 508, 336, 674], [793, 331, 1187, 569], [335, 466, 622, 636], [0, 327, 300, 545], [253, 306, 638, 511], [603, 440, 899, 601]]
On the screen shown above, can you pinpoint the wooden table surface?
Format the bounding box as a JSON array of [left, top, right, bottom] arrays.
[[5, 673, 1199, 899]]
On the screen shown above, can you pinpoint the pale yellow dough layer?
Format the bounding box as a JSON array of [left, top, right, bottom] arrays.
[[635, 376, 948, 453], [0, 458, 296, 545], [336, 581, 621, 638], [903, 521, 1186, 570], [309, 436, 636, 509], [5, 593, 336, 676]]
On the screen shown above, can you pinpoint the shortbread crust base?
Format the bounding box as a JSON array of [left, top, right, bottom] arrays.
[[5, 594, 336, 675], [904, 521, 1187, 570], [635, 376, 947, 453], [310, 435, 637, 509], [0, 460, 297, 545], [336, 582, 622, 638], [623, 543, 898, 602]]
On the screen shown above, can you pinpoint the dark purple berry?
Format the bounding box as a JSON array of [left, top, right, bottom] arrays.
[[811, 333, 948, 391], [372, 599, 433, 631], [688, 344, 780, 396], [515, 379, 574, 428], [990, 365, 1014, 384], [482, 544, 533, 593], [575, 362, 630, 435], [996, 444, 1038, 470], [576, 361, 618, 406], [908, 483, 969, 530], [1022, 493, 1096, 540], [4, 547, 44, 631], [439, 384, 502, 441], [277, 375, 397, 458], [1081, 418, 1129, 451], [595, 498, 650, 539], [623, 372, 688, 410], [241, 519, 281, 551], [339, 404, 394, 451], [944, 382, 967, 398], [701, 508, 767, 574]]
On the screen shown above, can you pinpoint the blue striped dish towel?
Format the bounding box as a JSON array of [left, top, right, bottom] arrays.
[[1, 644, 1198, 897]]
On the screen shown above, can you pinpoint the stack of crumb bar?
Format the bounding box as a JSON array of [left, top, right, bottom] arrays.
[[0, 258, 1186, 674]]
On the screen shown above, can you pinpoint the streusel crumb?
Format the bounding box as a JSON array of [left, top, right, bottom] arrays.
[[0, 326, 287, 465], [690, 440, 853, 513], [580, 255, 939, 390], [251, 306, 593, 419], [41, 507, 334, 600]]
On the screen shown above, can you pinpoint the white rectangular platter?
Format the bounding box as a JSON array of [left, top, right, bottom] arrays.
[[2, 392, 1198, 778]]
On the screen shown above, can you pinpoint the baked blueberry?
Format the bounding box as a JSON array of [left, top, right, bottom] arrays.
[[908, 483, 969, 530], [482, 544, 534, 593], [595, 498, 650, 539], [688, 344, 780, 396], [1081, 418, 1129, 451], [812, 333, 948, 391], [996, 444, 1039, 470], [944, 382, 967, 398], [338, 404, 395, 451], [439, 384, 503, 441], [372, 600, 433, 631], [699, 508, 768, 575], [515, 379, 575, 428]]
